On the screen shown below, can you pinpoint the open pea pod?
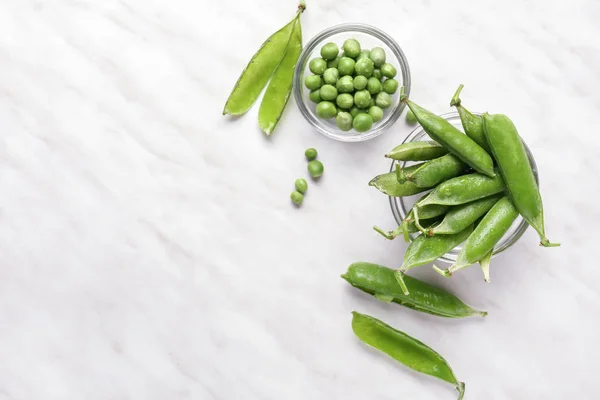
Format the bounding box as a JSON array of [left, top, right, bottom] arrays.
[[258, 17, 303, 134]]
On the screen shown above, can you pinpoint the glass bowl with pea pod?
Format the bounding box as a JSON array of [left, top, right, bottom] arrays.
[[293, 23, 411, 142], [390, 112, 539, 264]]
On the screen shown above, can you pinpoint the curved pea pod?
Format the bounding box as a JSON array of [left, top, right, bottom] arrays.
[[399, 87, 495, 178], [429, 194, 502, 235], [417, 171, 505, 207], [436, 197, 519, 277], [482, 113, 559, 247], [223, 11, 301, 116], [450, 84, 490, 152], [342, 263, 485, 318], [398, 154, 468, 188], [385, 141, 448, 161], [369, 163, 428, 197], [351, 312, 467, 400], [258, 19, 302, 135]]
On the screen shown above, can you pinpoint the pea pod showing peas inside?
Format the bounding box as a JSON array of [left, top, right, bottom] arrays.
[[400, 87, 495, 178], [258, 18, 303, 135], [351, 312, 466, 400], [482, 113, 559, 247]]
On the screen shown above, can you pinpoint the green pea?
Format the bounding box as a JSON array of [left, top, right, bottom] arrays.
[[304, 75, 322, 91], [307, 160, 324, 178], [341, 263, 487, 318], [295, 178, 308, 194], [336, 111, 353, 131], [337, 57, 355, 76], [327, 56, 340, 68], [353, 90, 370, 109], [290, 190, 303, 206], [372, 69, 382, 80], [351, 312, 466, 400], [406, 109, 418, 125], [385, 141, 448, 161], [368, 106, 384, 122], [336, 93, 354, 109], [305, 148, 318, 161], [336, 75, 354, 93], [320, 42, 339, 60], [353, 113, 373, 132], [367, 77, 382, 94], [309, 58, 327, 75], [418, 171, 505, 207], [397, 154, 468, 188], [315, 101, 337, 119], [369, 47, 386, 67], [383, 78, 398, 94], [355, 58, 374, 77], [380, 62, 397, 78], [368, 99, 375, 108], [349, 106, 361, 118], [375, 92, 393, 109], [319, 84, 338, 101], [323, 68, 339, 85], [430, 194, 503, 236], [308, 90, 322, 103], [342, 38, 361, 58], [353, 75, 368, 90], [450, 85, 490, 151], [357, 49, 370, 60]]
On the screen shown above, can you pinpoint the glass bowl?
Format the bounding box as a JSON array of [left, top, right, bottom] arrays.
[[389, 112, 538, 264], [293, 23, 411, 142]]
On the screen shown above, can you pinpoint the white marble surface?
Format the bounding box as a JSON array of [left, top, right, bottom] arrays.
[[0, 0, 599, 399]]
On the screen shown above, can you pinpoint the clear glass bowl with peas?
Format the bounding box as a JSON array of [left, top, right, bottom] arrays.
[[390, 112, 539, 264], [293, 23, 411, 142]]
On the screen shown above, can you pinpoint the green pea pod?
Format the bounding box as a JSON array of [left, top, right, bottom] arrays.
[[342, 263, 485, 318], [482, 113, 559, 247], [450, 84, 490, 152], [351, 312, 466, 400], [429, 194, 502, 235], [479, 249, 493, 283], [369, 163, 428, 197], [399, 87, 495, 178], [223, 8, 302, 116], [436, 197, 518, 277], [258, 18, 303, 135], [418, 171, 505, 207], [385, 141, 449, 161], [398, 153, 468, 188]]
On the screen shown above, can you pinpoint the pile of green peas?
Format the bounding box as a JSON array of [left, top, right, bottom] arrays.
[[304, 38, 399, 133]]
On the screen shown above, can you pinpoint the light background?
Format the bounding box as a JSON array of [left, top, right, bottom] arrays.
[[0, 0, 599, 399]]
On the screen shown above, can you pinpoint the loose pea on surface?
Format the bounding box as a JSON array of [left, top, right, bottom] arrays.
[[336, 93, 354, 109], [353, 75, 368, 90], [355, 58, 374, 77], [369, 105, 384, 122], [353, 113, 373, 132], [305, 75, 322, 91], [380, 62, 397, 78], [383, 78, 398, 94], [338, 57, 356, 76], [309, 58, 327, 75], [336, 111, 353, 131], [309, 90, 322, 103], [369, 47, 386, 67], [354, 90, 371, 108], [343, 38, 361, 58], [336, 75, 355, 93], [305, 148, 318, 161], [320, 42, 339, 60], [308, 160, 324, 178], [323, 68, 340, 85], [316, 101, 337, 119], [319, 84, 338, 101], [290, 190, 304, 206], [367, 77, 382, 95], [327, 56, 340, 68], [295, 178, 308, 194], [376, 92, 393, 109]]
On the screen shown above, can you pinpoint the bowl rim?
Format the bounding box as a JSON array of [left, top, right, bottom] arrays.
[[389, 111, 537, 264], [293, 22, 411, 143]]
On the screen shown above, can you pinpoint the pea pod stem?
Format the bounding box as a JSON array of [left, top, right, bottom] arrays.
[[450, 84, 464, 107], [412, 206, 430, 236]]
